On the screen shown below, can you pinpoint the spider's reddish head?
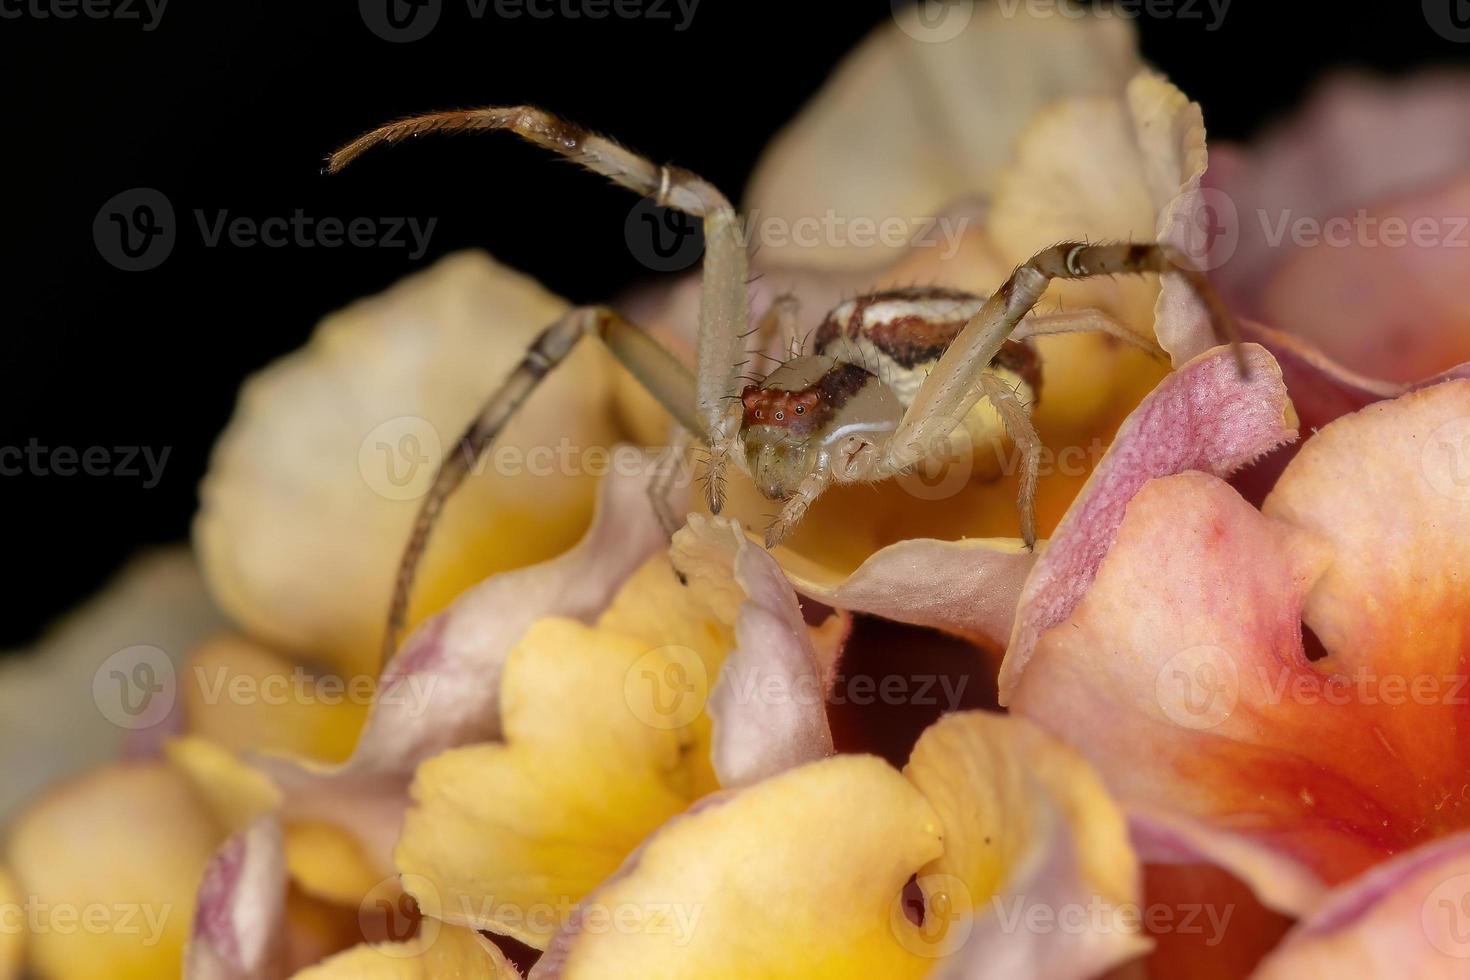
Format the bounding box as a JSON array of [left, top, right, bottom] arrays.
[[740, 386, 820, 429]]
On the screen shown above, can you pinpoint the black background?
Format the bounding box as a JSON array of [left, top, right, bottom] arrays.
[[4, 0, 1468, 645]]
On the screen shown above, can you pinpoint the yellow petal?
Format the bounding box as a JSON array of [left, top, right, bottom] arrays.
[[0, 867, 25, 980], [284, 822, 383, 908], [183, 635, 369, 764], [594, 554, 734, 798], [196, 251, 621, 676], [292, 922, 519, 979], [5, 762, 221, 980], [164, 735, 281, 832], [903, 712, 1146, 974], [395, 618, 702, 948], [542, 754, 942, 979]]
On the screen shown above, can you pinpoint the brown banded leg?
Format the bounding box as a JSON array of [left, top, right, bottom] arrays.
[[979, 373, 1043, 549], [880, 240, 1243, 545], [379, 304, 700, 668], [329, 105, 751, 513]]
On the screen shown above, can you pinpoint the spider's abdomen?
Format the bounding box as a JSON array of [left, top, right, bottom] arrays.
[[813, 287, 1040, 404], [814, 286, 1042, 472]]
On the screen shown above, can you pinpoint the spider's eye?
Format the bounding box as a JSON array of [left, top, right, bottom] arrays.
[[774, 411, 785, 421], [794, 405, 804, 415], [755, 410, 763, 420]]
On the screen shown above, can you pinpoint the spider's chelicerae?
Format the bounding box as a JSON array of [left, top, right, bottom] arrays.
[[327, 106, 1244, 661]]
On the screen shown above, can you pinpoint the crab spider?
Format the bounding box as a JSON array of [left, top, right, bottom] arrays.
[[328, 106, 1245, 664]]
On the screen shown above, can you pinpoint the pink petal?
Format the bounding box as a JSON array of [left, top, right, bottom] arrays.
[[672, 516, 834, 788], [1255, 832, 1470, 978], [998, 343, 1297, 703], [184, 817, 287, 980]]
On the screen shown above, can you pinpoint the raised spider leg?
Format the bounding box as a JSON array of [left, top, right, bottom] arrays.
[[377, 304, 700, 667], [329, 105, 749, 512], [877, 240, 1244, 547]]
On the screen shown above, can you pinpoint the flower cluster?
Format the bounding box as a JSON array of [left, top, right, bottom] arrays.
[[5, 4, 1470, 979]]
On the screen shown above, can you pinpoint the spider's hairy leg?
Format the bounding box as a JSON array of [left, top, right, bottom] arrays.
[[647, 427, 693, 540], [379, 304, 701, 669], [877, 240, 1242, 547], [979, 373, 1042, 548], [329, 105, 750, 513], [756, 293, 802, 357]]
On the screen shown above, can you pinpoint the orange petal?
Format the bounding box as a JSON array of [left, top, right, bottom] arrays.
[[1011, 379, 1470, 909]]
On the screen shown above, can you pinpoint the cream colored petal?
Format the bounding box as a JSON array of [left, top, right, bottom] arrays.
[[0, 547, 223, 820], [534, 755, 944, 979], [747, 5, 1137, 269], [904, 712, 1147, 978], [395, 618, 702, 949], [196, 251, 620, 676], [291, 923, 519, 979], [6, 762, 222, 980]]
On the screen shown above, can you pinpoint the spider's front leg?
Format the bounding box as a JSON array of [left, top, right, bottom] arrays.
[[877, 240, 1244, 548], [375, 304, 701, 667], [330, 104, 751, 516]]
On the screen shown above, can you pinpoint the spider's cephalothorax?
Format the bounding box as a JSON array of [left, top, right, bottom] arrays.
[[326, 104, 1245, 666], [735, 286, 1041, 502]]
